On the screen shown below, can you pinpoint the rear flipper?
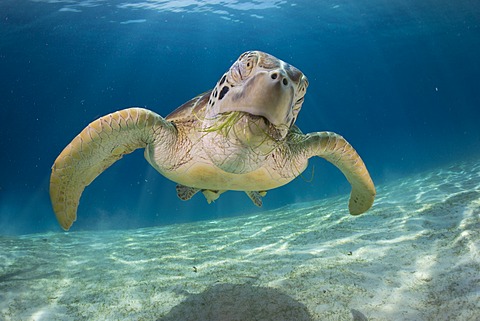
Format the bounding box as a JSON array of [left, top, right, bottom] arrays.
[[177, 184, 267, 207], [176, 184, 200, 200], [176, 185, 225, 204], [246, 191, 267, 207]]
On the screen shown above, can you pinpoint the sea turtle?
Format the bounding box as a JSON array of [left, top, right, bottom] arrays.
[[50, 51, 376, 230]]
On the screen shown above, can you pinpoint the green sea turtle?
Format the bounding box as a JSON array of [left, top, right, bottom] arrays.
[[50, 51, 376, 230]]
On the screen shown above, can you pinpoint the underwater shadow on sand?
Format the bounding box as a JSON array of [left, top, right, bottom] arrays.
[[158, 283, 313, 321]]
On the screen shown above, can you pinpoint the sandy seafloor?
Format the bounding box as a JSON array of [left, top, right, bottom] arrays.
[[1, 159, 479, 321]]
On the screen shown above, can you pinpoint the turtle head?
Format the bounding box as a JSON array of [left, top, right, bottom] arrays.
[[206, 51, 308, 137]]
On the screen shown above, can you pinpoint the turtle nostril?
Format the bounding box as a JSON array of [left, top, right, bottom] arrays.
[[282, 78, 288, 86], [271, 73, 278, 80]]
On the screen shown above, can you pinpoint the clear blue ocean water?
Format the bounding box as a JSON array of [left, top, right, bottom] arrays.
[[1, 0, 479, 235]]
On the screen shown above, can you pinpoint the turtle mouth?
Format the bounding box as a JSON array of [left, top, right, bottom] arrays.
[[205, 111, 269, 131], [237, 110, 279, 127], [206, 111, 286, 142], [236, 112, 270, 125], [240, 111, 291, 139]]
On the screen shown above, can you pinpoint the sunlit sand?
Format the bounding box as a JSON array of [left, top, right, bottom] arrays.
[[1, 159, 479, 320]]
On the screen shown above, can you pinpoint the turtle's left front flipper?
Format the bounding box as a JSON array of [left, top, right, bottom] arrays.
[[50, 108, 176, 231], [304, 131, 376, 215]]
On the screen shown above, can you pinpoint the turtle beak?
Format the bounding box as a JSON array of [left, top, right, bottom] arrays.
[[217, 69, 296, 128]]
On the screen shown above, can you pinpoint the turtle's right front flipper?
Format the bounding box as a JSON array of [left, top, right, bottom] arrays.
[[50, 108, 176, 230]]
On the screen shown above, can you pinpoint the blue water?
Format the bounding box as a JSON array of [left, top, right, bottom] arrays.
[[1, 0, 479, 235]]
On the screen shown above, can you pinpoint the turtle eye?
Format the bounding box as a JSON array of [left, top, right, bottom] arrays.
[[229, 54, 257, 83], [239, 59, 254, 79], [241, 64, 251, 78], [230, 62, 250, 82], [245, 58, 254, 73], [241, 54, 257, 77]]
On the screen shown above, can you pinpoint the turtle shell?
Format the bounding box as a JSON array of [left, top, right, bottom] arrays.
[[166, 90, 212, 123]]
